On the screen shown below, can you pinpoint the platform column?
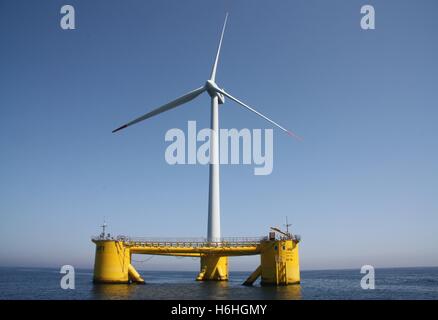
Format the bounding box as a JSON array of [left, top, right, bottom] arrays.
[[260, 239, 300, 285], [196, 255, 228, 281], [92, 239, 144, 284]]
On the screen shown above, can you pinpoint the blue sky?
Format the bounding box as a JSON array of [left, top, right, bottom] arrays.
[[0, 0, 437, 271]]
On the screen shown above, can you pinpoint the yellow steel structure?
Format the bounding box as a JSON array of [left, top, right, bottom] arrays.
[[92, 239, 144, 284], [92, 236, 300, 286], [197, 255, 228, 281], [257, 239, 300, 285]]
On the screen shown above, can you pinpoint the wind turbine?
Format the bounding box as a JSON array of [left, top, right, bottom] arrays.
[[112, 13, 300, 242]]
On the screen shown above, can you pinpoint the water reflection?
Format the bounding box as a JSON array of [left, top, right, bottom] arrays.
[[257, 284, 302, 300], [198, 281, 231, 299], [92, 283, 139, 299], [90, 281, 302, 300]]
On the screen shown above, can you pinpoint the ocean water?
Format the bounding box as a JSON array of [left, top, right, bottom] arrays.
[[0, 267, 437, 300]]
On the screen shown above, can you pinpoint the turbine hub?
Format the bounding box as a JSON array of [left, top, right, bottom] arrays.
[[205, 80, 225, 103], [206, 80, 219, 93]]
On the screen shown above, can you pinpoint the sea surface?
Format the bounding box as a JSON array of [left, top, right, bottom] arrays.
[[0, 267, 437, 300]]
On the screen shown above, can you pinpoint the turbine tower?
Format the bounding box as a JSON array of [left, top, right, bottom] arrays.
[[112, 13, 299, 242]]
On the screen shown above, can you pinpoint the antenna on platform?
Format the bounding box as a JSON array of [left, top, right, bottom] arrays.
[[100, 219, 107, 239], [284, 216, 292, 234]]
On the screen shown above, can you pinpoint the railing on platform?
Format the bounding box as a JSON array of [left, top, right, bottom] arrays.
[[123, 236, 266, 247], [92, 235, 268, 247], [277, 234, 301, 242], [91, 234, 301, 246]]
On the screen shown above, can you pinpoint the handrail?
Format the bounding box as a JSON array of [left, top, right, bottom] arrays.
[[91, 234, 301, 245], [125, 236, 265, 243]]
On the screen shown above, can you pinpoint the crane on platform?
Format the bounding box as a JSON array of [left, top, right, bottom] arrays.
[[111, 13, 300, 242], [270, 226, 292, 240]]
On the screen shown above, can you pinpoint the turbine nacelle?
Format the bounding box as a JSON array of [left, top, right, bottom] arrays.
[[206, 80, 225, 104]]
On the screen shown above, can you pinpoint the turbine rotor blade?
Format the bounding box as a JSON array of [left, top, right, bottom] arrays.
[[112, 86, 206, 133], [216, 88, 302, 140], [210, 13, 229, 81]]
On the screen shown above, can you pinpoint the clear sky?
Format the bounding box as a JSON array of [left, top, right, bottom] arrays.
[[0, 0, 437, 271]]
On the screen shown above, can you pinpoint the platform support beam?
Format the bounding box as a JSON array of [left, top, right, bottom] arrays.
[[243, 265, 262, 286]]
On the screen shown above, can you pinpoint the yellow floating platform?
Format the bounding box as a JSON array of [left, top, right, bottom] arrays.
[[92, 235, 300, 286]]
